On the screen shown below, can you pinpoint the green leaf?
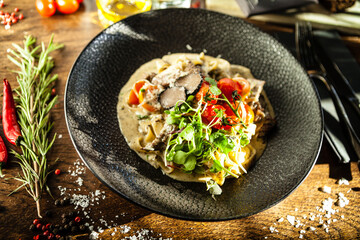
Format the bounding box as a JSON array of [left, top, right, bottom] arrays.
[[166, 114, 180, 125], [210, 158, 223, 173], [240, 134, 250, 147], [205, 77, 222, 95], [173, 150, 188, 165], [210, 132, 235, 154], [209, 85, 222, 95], [183, 154, 196, 171], [179, 118, 188, 129], [236, 128, 250, 147], [187, 95, 194, 102], [205, 77, 217, 86], [179, 125, 194, 141]]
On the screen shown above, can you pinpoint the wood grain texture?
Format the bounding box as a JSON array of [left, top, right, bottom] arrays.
[[0, 1, 359, 239]]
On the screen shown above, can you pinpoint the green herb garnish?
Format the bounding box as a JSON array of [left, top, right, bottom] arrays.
[[7, 35, 63, 217]]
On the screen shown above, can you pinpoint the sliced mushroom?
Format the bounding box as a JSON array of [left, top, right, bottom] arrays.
[[159, 87, 186, 109]]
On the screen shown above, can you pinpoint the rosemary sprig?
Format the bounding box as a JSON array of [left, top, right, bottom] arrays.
[[7, 35, 63, 217]]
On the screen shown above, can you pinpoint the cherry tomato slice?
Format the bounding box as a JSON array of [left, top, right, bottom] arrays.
[[128, 89, 139, 105], [243, 103, 254, 124], [138, 85, 158, 112], [222, 102, 254, 124], [233, 77, 251, 98], [195, 82, 217, 104], [218, 78, 251, 101], [35, 0, 56, 17], [55, 0, 79, 14], [201, 104, 226, 129]]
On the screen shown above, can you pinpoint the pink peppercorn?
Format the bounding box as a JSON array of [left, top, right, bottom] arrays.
[[36, 223, 42, 230]]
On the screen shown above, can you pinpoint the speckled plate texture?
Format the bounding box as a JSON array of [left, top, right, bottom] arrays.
[[65, 8, 323, 221]]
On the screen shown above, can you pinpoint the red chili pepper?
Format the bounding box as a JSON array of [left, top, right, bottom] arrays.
[[0, 135, 8, 178], [2, 79, 22, 145]]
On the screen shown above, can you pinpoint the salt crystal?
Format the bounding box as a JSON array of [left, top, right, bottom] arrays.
[[287, 215, 295, 225], [336, 192, 349, 207], [121, 225, 131, 234], [58, 134, 63, 139], [320, 198, 335, 216], [337, 178, 349, 185], [269, 226, 276, 233], [319, 186, 331, 194], [89, 231, 98, 239], [186, 44, 192, 51], [277, 217, 284, 223], [308, 226, 316, 231]]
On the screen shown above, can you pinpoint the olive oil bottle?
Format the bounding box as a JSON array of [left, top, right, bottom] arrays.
[[96, 0, 152, 27]]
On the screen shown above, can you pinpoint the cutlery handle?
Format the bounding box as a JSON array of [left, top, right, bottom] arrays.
[[332, 63, 360, 120], [311, 74, 360, 160], [324, 123, 350, 163]]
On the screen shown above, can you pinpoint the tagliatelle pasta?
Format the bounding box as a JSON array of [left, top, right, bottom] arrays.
[[117, 53, 275, 196]]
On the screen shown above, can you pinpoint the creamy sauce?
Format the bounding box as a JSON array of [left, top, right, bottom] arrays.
[[117, 53, 273, 183]]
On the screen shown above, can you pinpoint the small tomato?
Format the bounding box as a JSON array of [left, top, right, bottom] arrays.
[[35, 0, 56, 17], [195, 82, 218, 104], [201, 104, 226, 129], [55, 0, 79, 14], [218, 78, 251, 101]]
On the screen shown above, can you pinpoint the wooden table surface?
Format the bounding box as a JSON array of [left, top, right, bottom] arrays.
[[1, 1, 360, 240]]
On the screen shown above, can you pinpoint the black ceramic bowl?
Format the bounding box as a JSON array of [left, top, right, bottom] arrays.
[[65, 8, 323, 220]]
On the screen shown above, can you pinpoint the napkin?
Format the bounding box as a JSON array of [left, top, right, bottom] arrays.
[[235, 0, 318, 17]]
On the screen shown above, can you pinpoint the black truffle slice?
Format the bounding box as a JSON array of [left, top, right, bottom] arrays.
[[175, 72, 202, 94], [159, 87, 186, 109]]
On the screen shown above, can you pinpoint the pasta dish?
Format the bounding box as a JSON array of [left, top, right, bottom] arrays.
[[117, 53, 275, 196]]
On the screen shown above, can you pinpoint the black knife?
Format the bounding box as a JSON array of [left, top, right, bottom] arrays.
[[313, 30, 360, 121]]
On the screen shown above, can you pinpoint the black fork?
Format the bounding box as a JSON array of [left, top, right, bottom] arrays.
[[296, 21, 360, 163]]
